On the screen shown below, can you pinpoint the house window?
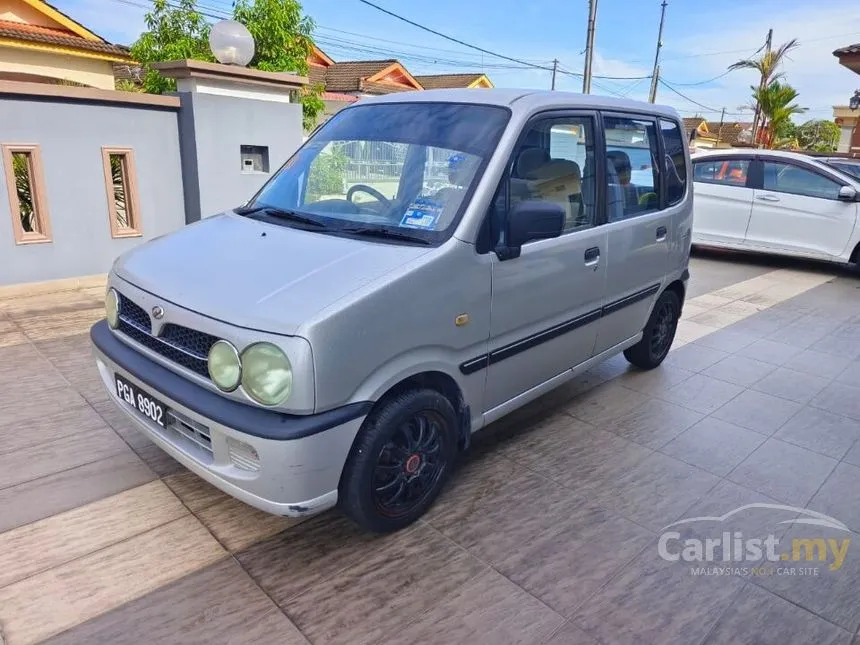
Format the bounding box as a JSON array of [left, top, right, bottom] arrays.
[[2, 144, 51, 244], [101, 147, 141, 237]]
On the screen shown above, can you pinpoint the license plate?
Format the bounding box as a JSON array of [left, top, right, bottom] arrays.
[[115, 374, 166, 428]]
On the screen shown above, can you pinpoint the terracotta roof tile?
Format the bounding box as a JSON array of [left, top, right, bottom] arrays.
[[0, 19, 129, 57], [323, 59, 397, 92], [834, 43, 860, 56], [413, 73, 485, 89]]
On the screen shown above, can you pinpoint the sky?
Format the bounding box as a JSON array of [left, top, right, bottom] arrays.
[[53, 0, 860, 122]]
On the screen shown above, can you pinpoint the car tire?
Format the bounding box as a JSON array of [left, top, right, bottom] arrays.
[[624, 290, 681, 370], [339, 388, 457, 533]]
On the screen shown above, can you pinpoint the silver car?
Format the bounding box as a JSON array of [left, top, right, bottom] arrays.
[[92, 89, 692, 532]]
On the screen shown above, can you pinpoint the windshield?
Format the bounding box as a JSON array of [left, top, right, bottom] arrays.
[[250, 102, 510, 243]]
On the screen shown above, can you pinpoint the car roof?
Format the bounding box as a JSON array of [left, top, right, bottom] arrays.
[[355, 88, 681, 121], [690, 148, 817, 161]]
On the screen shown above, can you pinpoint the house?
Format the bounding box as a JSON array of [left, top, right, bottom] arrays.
[[306, 44, 494, 126], [832, 43, 860, 157], [0, 0, 130, 89], [683, 116, 753, 149], [413, 73, 493, 89]]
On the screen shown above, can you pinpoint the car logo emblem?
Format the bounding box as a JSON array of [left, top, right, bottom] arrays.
[[151, 305, 164, 320]]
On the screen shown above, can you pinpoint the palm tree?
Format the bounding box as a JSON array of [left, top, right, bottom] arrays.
[[729, 39, 799, 144], [751, 81, 806, 149]]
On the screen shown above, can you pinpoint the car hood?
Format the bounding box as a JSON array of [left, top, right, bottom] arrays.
[[114, 212, 432, 335]]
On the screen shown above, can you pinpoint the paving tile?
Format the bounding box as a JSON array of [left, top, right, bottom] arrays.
[[0, 402, 108, 456], [693, 328, 758, 353], [0, 452, 155, 533], [672, 479, 797, 544], [845, 440, 860, 468], [701, 355, 777, 387], [195, 496, 303, 552], [811, 382, 860, 420], [728, 438, 838, 507], [162, 469, 228, 513], [658, 373, 744, 415], [0, 383, 88, 428], [752, 367, 830, 404], [14, 307, 104, 341], [753, 525, 860, 633], [744, 338, 805, 366], [603, 399, 703, 449], [767, 320, 833, 350], [0, 426, 130, 490], [835, 359, 860, 389], [809, 335, 860, 360], [774, 407, 860, 460], [0, 481, 186, 588], [0, 516, 225, 644], [572, 541, 743, 645], [664, 343, 729, 372], [389, 569, 565, 645], [282, 523, 487, 645], [711, 390, 802, 436], [45, 558, 308, 645], [545, 622, 599, 645], [0, 291, 101, 317], [565, 381, 649, 427], [616, 363, 693, 396], [585, 353, 631, 382], [785, 348, 854, 379], [808, 462, 860, 534], [703, 583, 852, 645], [688, 309, 747, 329], [660, 417, 766, 477], [496, 500, 653, 617], [0, 341, 62, 388], [674, 320, 717, 346], [34, 334, 110, 404], [589, 452, 719, 532], [494, 414, 653, 490]]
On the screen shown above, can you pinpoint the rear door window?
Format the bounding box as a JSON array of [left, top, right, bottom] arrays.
[[659, 119, 687, 206], [693, 158, 751, 186], [603, 115, 661, 221]]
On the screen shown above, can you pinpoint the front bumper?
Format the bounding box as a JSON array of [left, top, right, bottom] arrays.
[[91, 320, 370, 517]]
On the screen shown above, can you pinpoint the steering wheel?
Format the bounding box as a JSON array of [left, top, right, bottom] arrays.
[[346, 184, 392, 208]]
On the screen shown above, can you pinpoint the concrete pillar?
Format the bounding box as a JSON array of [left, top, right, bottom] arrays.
[[153, 60, 308, 223]]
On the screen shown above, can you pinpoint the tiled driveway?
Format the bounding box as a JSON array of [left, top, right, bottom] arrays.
[[1, 253, 860, 645]]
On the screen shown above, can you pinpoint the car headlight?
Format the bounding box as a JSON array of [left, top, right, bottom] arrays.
[[208, 340, 241, 392], [241, 342, 292, 405], [105, 288, 120, 329]]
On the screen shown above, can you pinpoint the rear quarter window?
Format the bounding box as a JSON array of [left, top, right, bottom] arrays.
[[659, 119, 687, 206]]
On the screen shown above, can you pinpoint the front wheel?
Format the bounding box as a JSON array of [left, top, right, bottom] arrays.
[[339, 389, 457, 533], [624, 290, 681, 369]]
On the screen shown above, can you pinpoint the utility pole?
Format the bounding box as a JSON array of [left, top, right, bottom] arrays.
[[751, 28, 772, 147], [648, 0, 668, 103], [551, 58, 558, 90], [582, 0, 598, 94], [717, 107, 726, 144]]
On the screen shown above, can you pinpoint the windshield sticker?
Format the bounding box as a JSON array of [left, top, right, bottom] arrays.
[[400, 197, 443, 229]]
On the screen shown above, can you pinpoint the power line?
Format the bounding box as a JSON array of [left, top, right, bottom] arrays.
[[665, 69, 734, 87], [658, 78, 748, 115], [355, 0, 555, 72]]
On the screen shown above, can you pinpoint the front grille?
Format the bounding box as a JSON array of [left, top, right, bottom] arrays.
[[166, 407, 212, 456], [116, 292, 218, 379]]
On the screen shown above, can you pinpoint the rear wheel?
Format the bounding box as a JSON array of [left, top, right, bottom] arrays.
[[339, 389, 457, 533], [624, 290, 681, 369]]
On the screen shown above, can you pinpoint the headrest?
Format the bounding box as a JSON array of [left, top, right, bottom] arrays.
[[515, 147, 550, 178], [607, 150, 632, 173]]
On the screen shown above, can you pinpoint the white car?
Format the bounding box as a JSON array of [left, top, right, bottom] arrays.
[[691, 149, 860, 268]]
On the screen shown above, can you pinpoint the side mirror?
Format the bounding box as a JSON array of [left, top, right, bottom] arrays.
[[838, 186, 859, 202], [497, 200, 565, 260]]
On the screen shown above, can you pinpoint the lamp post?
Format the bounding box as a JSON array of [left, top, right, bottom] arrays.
[[208, 20, 255, 67], [850, 90, 860, 111]]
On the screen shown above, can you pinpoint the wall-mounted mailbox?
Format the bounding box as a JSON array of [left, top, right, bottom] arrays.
[[240, 145, 269, 173]]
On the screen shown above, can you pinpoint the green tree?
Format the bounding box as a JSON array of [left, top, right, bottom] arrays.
[[129, 0, 212, 94], [751, 81, 806, 149], [130, 0, 323, 129], [729, 39, 799, 144], [306, 147, 347, 200], [796, 119, 841, 152]]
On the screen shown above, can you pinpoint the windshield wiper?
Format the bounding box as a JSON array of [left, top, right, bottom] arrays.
[[234, 205, 327, 228], [340, 226, 432, 246]]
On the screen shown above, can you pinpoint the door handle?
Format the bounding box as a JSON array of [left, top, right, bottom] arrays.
[[756, 194, 780, 202], [584, 247, 600, 267], [656, 226, 667, 242]]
